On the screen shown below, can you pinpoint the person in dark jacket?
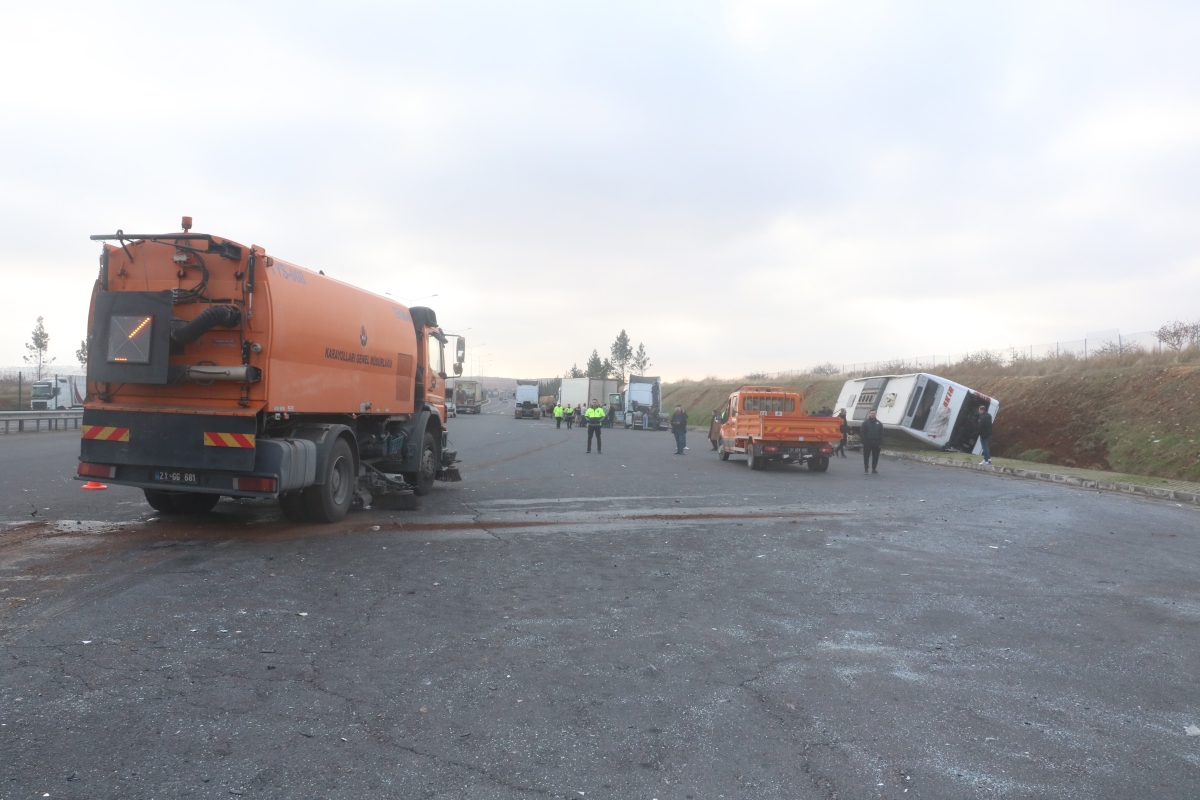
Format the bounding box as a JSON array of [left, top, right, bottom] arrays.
[[976, 404, 994, 465], [835, 409, 848, 458], [708, 409, 723, 451], [670, 406, 688, 454], [860, 409, 884, 474]]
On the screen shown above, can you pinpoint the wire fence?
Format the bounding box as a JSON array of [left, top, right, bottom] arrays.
[[763, 329, 1190, 380], [0, 367, 85, 381]]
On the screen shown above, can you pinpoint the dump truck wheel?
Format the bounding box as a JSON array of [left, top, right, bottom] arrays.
[[406, 431, 439, 496], [143, 489, 178, 513], [279, 491, 309, 522], [808, 455, 830, 473], [304, 437, 355, 523], [173, 493, 220, 513], [144, 489, 219, 514], [746, 444, 761, 470], [718, 446, 730, 461]]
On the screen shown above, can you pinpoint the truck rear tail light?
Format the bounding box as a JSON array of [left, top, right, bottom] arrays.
[[233, 477, 277, 493], [78, 462, 117, 479], [818, 446, 834, 454], [762, 445, 779, 453]]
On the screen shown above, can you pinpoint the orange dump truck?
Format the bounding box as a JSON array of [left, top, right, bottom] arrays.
[[716, 386, 841, 471], [77, 218, 464, 522]]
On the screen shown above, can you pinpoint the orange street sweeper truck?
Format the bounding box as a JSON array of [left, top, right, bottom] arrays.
[[77, 217, 464, 522]]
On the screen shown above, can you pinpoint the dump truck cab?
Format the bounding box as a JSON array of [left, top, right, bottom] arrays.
[[76, 218, 464, 522], [716, 386, 841, 471]]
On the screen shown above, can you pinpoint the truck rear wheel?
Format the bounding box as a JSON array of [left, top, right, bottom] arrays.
[[303, 437, 355, 523], [144, 489, 219, 514], [279, 491, 310, 522], [405, 431, 439, 496], [808, 455, 830, 472], [144, 489, 177, 513], [746, 444, 761, 471]]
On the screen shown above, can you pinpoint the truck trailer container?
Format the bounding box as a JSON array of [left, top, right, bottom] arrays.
[[455, 380, 483, 414], [559, 378, 620, 411], [834, 373, 998, 455], [76, 217, 464, 522]]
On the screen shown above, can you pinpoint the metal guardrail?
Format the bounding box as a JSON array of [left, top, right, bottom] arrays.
[[0, 409, 84, 434]]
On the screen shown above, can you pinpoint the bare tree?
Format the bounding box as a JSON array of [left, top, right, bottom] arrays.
[[1155, 320, 1200, 351], [76, 338, 89, 368], [630, 343, 651, 375], [23, 317, 56, 380]]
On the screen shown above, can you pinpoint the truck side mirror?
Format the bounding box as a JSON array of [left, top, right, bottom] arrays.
[[456, 337, 466, 363], [453, 362, 462, 376]]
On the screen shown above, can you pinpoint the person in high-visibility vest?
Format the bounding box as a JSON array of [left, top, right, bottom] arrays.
[[584, 398, 606, 453], [553, 403, 563, 429], [565, 403, 574, 429]]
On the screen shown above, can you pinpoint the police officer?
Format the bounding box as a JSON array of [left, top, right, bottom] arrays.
[[565, 403, 574, 429], [553, 402, 564, 429], [584, 398, 606, 453]]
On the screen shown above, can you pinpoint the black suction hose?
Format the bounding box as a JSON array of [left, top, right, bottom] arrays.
[[171, 305, 242, 345]]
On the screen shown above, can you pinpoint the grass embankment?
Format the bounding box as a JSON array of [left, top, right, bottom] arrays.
[[664, 352, 1200, 483], [0, 378, 27, 410]]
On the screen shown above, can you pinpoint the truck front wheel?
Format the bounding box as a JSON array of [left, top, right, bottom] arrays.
[[405, 431, 439, 496], [304, 437, 355, 523]]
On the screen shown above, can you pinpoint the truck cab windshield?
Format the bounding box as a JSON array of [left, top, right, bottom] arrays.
[[32, 385, 55, 398], [427, 336, 445, 377]]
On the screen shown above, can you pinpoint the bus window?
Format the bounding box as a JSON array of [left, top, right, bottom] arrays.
[[910, 381, 941, 430]]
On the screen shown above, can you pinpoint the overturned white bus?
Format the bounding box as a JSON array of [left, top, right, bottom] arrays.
[[834, 373, 998, 455]]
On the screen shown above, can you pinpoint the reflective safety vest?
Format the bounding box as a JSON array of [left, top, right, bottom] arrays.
[[553, 405, 563, 418], [585, 406, 606, 425]]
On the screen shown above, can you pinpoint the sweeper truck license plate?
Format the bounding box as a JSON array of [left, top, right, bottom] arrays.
[[154, 470, 198, 484]]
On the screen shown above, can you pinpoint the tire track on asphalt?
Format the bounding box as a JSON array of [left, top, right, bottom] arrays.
[[467, 430, 574, 471]]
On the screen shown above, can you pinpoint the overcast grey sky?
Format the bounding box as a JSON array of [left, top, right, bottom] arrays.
[[2, 1, 1198, 379]]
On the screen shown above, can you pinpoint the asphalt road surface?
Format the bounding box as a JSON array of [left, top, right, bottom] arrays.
[[2, 405, 1198, 799]]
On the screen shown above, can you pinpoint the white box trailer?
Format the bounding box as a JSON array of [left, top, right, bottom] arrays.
[[834, 373, 998, 455], [559, 378, 620, 410]]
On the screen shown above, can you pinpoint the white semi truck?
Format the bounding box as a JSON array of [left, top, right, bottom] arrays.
[[514, 380, 542, 419], [621, 375, 665, 430], [559, 378, 621, 413], [30, 375, 86, 410]]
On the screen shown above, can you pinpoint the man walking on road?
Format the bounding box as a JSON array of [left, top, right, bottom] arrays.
[[565, 404, 574, 429], [977, 404, 994, 465], [553, 403, 563, 429], [860, 409, 884, 474], [585, 399, 605, 453], [670, 405, 688, 455]]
